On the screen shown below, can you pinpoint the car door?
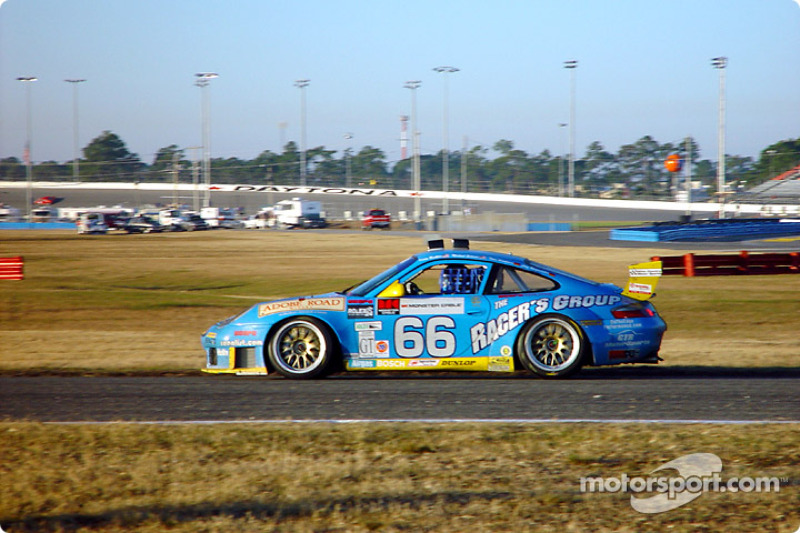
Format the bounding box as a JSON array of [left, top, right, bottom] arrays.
[[476, 265, 561, 355], [371, 261, 492, 367]]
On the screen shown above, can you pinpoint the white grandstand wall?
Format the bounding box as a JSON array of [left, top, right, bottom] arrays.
[[0, 180, 780, 216]]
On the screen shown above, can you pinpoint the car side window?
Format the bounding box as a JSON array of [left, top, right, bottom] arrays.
[[404, 263, 486, 295], [488, 266, 557, 294]]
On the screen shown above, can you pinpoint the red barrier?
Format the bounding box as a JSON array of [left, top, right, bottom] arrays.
[[652, 251, 800, 277], [0, 256, 24, 280]]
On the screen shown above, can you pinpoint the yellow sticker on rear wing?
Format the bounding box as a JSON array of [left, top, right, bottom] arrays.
[[622, 260, 662, 301]]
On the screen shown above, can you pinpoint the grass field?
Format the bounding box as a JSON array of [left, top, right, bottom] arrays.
[[0, 230, 798, 531], [0, 422, 797, 532]]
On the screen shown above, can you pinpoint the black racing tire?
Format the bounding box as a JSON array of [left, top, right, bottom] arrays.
[[267, 317, 335, 379], [516, 315, 586, 378]]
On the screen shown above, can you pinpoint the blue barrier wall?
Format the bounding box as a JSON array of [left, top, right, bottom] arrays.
[[610, 218, 800, 242], [0, 222, 76, 230], [527, 222, 572, 232]]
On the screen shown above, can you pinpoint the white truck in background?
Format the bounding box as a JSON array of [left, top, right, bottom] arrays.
[[76, 212, 108, 234], [0, 205, 21, 222], [272, 198, 326, 229], [200, 207, 241, 229], [158, 209, 184, 229]]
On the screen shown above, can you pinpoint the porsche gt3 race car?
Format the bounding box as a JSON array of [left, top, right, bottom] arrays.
[[202, 239, 666, 379]]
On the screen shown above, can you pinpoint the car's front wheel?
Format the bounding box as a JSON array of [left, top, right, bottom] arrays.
[[516, 315, 586, 378], [267, 317, 335, 379]]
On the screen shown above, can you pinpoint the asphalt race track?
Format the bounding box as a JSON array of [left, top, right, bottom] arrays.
[[1, 369, 798, 423]]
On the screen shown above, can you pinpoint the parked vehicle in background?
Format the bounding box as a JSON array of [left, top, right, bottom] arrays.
[[158, 209, 185, 231], [121, 215, 162, 234], [77, 212, 108, 234], [243, 209, 273, 229], [200, 207, 241, 229], [33, 196, 61, 205], [31, 207, 56, 223], [361, 208, 391, 230], [273, 198, 326, 229], [57, 207, 134, 222], [0, 205, 21, 222], [178, 212, 209, 231], [102, 213, 130, 231]]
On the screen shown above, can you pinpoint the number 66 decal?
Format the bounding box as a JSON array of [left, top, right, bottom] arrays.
[[395, 316, 456, 357]]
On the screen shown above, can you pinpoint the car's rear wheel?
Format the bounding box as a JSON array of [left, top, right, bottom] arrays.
[[267, 317, 334, 379], [516, 315, 585, 378]]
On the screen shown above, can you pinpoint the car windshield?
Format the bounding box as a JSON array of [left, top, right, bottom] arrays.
[[346, 256, 417, 296]]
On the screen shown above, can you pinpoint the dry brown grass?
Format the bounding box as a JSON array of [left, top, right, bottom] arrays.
[[1, 230, 800, 372], [0, 422, 797, 532]]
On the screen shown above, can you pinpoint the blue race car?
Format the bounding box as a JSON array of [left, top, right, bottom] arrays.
[[202, 239, 666, 379]]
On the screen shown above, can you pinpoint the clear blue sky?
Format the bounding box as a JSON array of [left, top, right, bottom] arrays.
[[1, 0, 798, 166]]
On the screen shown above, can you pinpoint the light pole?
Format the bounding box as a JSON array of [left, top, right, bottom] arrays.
[[404, 80, 422, 223], [564, 60, 578, 197], [17, 76, 37, 222], [711, 56, 727, 218], [295, 79, 310, 187], [433, 66, 459, 214], [65, 79, 86, 182], [460, 135, 468, 212], [344, 133, 353, 187], [184, 146, 203, 211], [195, 72, 218, 208], [558, 123, 568, 196], [765, 149, 777, 178], [683, 136, 693, 219]]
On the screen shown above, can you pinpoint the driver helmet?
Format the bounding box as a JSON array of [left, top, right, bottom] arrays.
[[440, 265, 480, 294]]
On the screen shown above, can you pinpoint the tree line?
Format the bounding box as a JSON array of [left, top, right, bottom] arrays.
[[2, 130, 799, 199]]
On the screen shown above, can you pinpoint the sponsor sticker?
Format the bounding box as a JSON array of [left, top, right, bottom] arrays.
[[440, 359, 477, 367], [400, 297, 464, 315], [552, 294, 621, 311], [489, 356, 513, 372], [348, 360, 377, 369], [629, 267, 663, 277], [220, 340, 263, 347], [355, 321, 382, 332], [358, 331, 376, 357], [616, 330, 637, 342], [606, 319, 643, 331], [358, 334, 391, 358], [377, 298, 400, 315], [377, 359, 406, 369], [470, 299, 548, 354], [408, 360, 440, 368], [258, 297, 345, 317], [626, 283, 652, 295], [494, 299, 509, 310], [347, 304, 374, 319]]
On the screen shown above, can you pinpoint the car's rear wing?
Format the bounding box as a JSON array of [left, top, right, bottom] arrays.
[[622, 260, 662, 301]]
